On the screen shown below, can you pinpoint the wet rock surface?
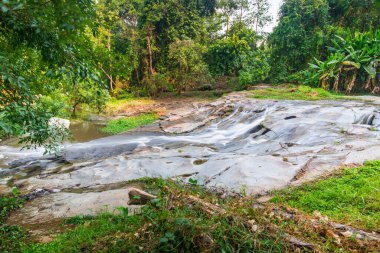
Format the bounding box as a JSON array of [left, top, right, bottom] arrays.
[[2, 92, 380, 230]]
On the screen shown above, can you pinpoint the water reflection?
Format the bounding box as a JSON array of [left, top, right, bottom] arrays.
[[69, 121, 111, 143]]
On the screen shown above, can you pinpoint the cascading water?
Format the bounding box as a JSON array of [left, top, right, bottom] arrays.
[[3, 93, 380, 230]]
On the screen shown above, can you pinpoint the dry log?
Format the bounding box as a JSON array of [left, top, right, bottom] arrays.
[[286, 235, 316, 248], [269, 207, 380, 242], [128, 188, 157, 205], [184, 195, 315, 249], [330, 222, 380, 241], [185, 195, 226, 215]]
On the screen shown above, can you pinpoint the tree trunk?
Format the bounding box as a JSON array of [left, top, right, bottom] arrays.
[[346, 70, 357, 93], [146, 28, 154, 76], [255, 1, 259, 33], [333, 68, 341, 92], [100, 64, 114, 91], [372, 86, 380, 94], [365, 61, 378, 90], [364, 74, 371, 90], [107, 29, 113, 91], [135, 68, 140, 85], [72, 101, 80, 117], [226, 16, 229, 38], [240, 6, 243, 25]]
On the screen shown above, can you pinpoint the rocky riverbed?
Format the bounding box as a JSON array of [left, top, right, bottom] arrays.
[[1, 92, 380, 233]]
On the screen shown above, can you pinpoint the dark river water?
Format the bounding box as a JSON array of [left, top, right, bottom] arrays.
[[0, 120, 110, 147], [0, 121, 111, 168], [69, 121, 111, 143]]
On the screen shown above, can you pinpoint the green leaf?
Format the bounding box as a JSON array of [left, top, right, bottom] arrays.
[[364, 65, 376, 78]]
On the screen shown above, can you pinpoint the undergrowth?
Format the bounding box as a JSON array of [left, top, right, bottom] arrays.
[[271, 161, 380, 230], [101, 113, 158, 134], [25, 179, 287, 253], [3, 162, 380, 252], [0, 188, 26, 253]]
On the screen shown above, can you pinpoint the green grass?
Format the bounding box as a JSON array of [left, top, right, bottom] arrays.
[[24, 179, 287, 253], [270, 161, 380, 230], [249, 85, 349, 101], [0, 173, 380, 253], [0, 189, 26, 253], [106, 97, 153, 108], [101, 113, 158, 134]]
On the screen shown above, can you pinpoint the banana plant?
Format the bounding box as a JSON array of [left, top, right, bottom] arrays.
[[363, 60, 379, 90], [308, 30, 380, 93], [309, 53, 342, 89]]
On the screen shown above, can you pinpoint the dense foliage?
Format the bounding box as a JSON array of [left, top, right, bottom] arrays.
[[308, 30, 380, 93], [0, 0, 272, 149], [269, 0, 380, 83], [0, 0, 107, 150]]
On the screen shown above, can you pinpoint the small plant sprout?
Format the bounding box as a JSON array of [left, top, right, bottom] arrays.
[[188, 178, 198, 186]]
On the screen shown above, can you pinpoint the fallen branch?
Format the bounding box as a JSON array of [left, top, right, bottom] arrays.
[[183, 195, 315, 249], [268, 206, 380, 242], [128, 188, 157, 205], [185, 195, 226, 215], [330, 222, 380, 241]]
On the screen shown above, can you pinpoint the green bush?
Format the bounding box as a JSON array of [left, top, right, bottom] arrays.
[[287, 69, 319, 87], [237, 50, 270, 90], [0, 189, 26, 253], [142, 73, 171, 97], [168, 40, 211, 93], [205, 36, 250, 76]]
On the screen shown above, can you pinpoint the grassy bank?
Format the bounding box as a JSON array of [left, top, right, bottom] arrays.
[[271, 161, 380, 230], [101, 113, 159, 134], [249, 85, 349, 101], [2, 162, 379, 252]]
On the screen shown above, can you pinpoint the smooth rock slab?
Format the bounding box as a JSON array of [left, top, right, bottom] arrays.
[[2, 92, 380, 229], [7, 188, 142, 235]]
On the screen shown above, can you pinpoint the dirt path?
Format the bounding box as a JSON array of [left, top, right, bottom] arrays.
[[105, 96, 216, 118]]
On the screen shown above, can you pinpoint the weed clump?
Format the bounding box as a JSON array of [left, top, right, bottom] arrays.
[[102, 113, 158, 134]]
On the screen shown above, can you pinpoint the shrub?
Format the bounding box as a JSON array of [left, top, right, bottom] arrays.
[[168, 40, 211, 93], [287, 69, 319, 87], [205, 36, 250, 76], [237, 50, 270, 90], [142, 73, 171, 97]]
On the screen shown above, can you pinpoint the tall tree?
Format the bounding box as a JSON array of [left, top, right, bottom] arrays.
[[219, 0, 239, 37], [0, 0, 98, 150], [137, 0, 217, 78], [269, 0, 380, 82], [91, 0, 137, 92], [268, 0, 330, 81], [249, 0, 272, 33]]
